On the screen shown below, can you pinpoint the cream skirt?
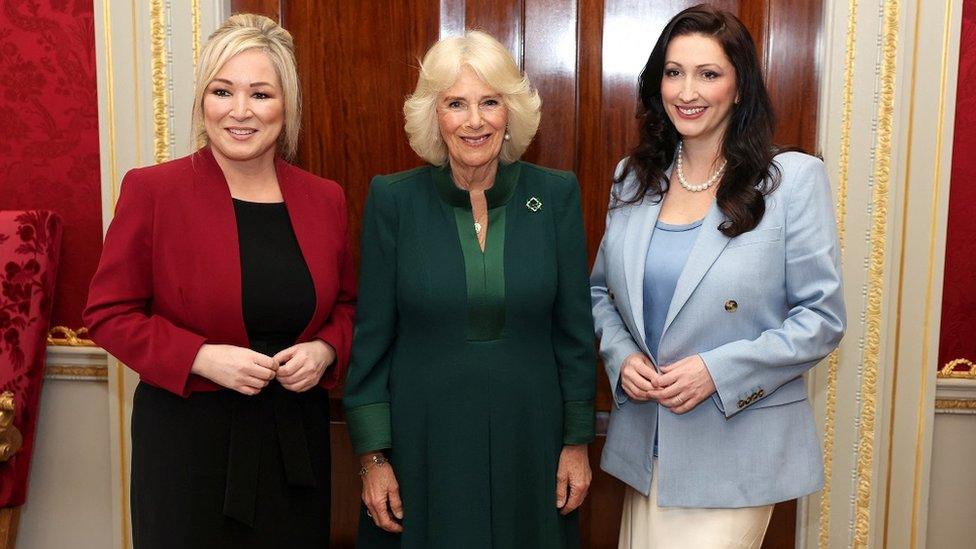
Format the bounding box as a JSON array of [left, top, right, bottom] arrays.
[[618, 460, 774, 549]]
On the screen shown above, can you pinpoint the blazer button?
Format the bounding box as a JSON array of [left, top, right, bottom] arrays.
[[737, 399, 747, 409], [725, 299, 738, 312], [758, 389, 765, 397], [608, 290, 615, 301]]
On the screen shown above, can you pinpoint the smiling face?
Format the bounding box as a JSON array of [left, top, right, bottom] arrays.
[[660, 33, 738, 147], [436, 66, 508, 173], [203, 49, 284, 165]]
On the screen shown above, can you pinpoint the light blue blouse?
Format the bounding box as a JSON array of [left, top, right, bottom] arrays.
[[643, 217, 703, 456], [642, 218, 703, 362]]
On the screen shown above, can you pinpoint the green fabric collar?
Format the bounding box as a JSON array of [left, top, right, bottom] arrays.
[[432, 161, 521, 210]]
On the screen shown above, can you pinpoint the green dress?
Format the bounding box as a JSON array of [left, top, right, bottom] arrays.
[[344, 161, 596, 548]]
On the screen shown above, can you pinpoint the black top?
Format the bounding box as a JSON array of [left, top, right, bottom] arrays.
[[233, 198, 315, 354]]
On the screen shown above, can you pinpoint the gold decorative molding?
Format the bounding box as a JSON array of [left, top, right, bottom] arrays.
[[818, 1, 858, 546], [0, 391, 22, 462], [47, 326, 96, 346], [101, 0, 119, 204], [150, 0, 170, 164], [934, 398, 976, 411], [820, 351, 841, 546], [852, 0, 900, 546], [938, 358, 976, 379], [192, 0, 201, 67], [0, 392, 15, 429], [45, 365, 109, 380]]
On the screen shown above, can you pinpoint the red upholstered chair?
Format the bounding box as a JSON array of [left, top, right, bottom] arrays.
[[0, 211, 62, 548]]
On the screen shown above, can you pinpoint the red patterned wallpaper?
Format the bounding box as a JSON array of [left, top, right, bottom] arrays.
[[939, 0, 976, 372], [0, 0, 102, 331]]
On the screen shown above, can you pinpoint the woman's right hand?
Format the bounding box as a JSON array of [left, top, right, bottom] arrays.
[[189, 343, 278, 395], [360, 453, 404, 533], [620, 352, 662, 402]]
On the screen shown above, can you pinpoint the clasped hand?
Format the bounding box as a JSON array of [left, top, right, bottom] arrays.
[[619, 352, 716, 414], [190, 340, 335, 395]]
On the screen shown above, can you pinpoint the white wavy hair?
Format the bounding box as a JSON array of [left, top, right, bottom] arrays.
[[403, 30, 542, 166]]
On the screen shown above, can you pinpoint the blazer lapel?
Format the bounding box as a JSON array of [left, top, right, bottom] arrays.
[[277, 160, 328, 343], [662, 201, 731, 336], [622, 196, 662, 349], [192, 148, 250, 346]]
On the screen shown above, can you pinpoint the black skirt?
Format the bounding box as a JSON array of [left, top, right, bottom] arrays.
[[130, 381, 331, 549]]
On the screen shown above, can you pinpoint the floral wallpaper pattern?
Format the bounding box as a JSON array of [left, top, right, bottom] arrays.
[[0, 210, 62, 506], [0, 0, 102, 331]]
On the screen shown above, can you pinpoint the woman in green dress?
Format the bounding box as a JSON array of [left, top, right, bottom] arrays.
[[343, 30, 596, 548]]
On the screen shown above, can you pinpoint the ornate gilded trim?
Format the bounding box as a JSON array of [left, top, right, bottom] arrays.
[[818, 2, 858, 546], [852, 0, 900, 546], [102, 0, 120, 204], [114, 364, 130, 548], [45, 365, 109, 380], [0, 392, 22, 462], [47, 326, 96, 346], [0, 392, 14, 429], [938, 358, 976, 379], [150, 0, 170, 164], [934, 398, 976, 411], [191, 0, 201, 67], [129, 0, 143, 172]]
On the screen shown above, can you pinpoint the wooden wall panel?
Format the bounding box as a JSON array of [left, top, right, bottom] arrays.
[[577, 437, 625, 549], [465, 0, 524, 64], [285, 0, 440, 260], [765, 0, 822, 151], [229, 0, 280, 20], [733, 0, 823, 151], [329, 417, 361, 548], [522, 0, 578, 170], [230, 1, 821, 546]]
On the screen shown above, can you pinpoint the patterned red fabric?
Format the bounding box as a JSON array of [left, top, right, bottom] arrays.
[[938, 0, 976, 371], [0, 210, 62, 507], [0, 0, 101, 330]]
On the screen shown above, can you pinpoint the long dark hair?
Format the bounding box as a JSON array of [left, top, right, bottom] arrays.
[[617, 4, 780, 237]]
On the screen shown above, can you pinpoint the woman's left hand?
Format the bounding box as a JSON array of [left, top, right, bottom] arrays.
[[656, 354, 716, 414], [273, 340, 336, 392], [555, 444, 591, 515]]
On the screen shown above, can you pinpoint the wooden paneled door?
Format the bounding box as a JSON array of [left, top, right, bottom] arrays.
[[233, 2, 821, 547]]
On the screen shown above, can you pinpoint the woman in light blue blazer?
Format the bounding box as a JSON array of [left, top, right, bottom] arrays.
[[590, 6, 845, 548]]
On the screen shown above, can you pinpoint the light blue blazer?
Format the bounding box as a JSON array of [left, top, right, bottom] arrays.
[[590, 152, 845, 507]]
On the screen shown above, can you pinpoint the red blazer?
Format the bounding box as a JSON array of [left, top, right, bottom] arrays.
[[84, 148, 356, 396]]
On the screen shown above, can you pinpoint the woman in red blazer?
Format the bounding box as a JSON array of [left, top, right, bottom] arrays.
[[84, 15, 354, 548]]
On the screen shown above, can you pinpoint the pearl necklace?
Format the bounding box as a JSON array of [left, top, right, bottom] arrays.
[[675, 141, 727, 192]]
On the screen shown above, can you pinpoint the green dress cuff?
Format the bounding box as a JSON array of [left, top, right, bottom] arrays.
[[346, 402, 392, 454], [563, 400, 595, 445]]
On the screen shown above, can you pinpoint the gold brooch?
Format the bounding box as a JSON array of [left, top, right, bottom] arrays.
[[526, 197, 542, 212]]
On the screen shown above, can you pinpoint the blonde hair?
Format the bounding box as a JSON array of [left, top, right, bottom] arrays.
[[191, 14, 301, 160], [404, 30, 542, 166]]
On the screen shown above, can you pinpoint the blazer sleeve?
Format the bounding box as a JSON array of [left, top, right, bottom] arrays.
[[551, 174, 597, 445], [699, 157, 846, 418], [590, 165, 643, 408], [314, 187, 357, 389], [83, 171, 207, 397], [342, 177, 397, 454]]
